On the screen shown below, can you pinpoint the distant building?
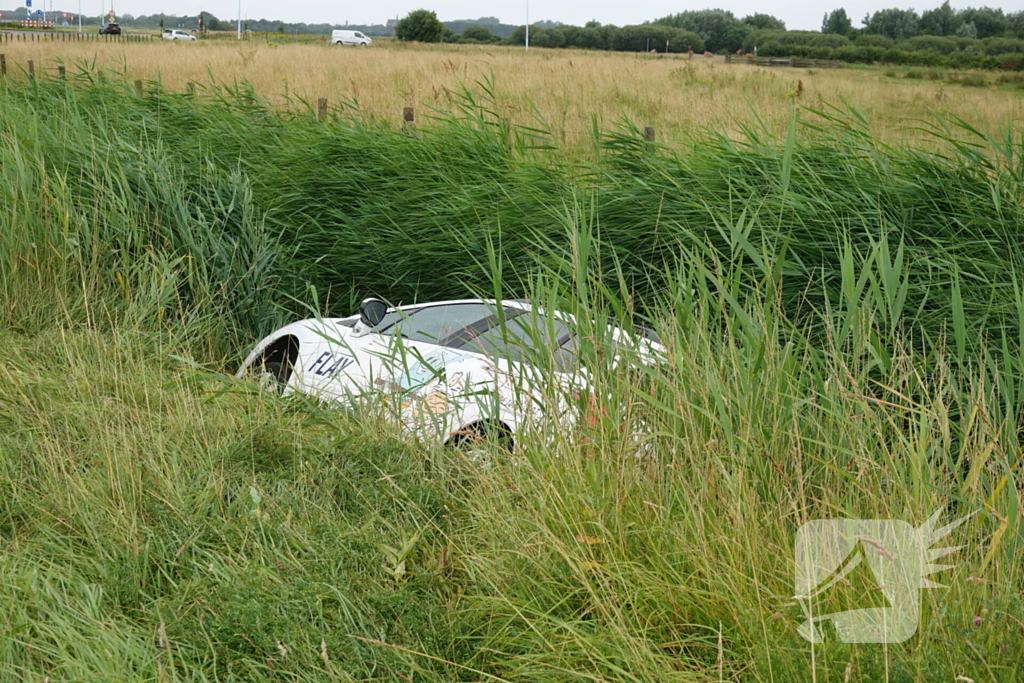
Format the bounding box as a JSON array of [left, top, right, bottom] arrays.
[[385, 17, 398, 28]]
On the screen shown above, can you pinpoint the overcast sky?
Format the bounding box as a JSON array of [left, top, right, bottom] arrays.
[[83, 0, 1024, 30]]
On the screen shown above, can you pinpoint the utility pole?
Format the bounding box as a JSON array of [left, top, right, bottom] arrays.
[[524, 0, 529, 51]]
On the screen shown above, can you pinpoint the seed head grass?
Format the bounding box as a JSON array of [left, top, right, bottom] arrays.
[[0, 39, 1022, 150]]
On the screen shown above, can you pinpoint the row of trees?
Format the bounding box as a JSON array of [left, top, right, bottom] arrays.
[[398, 9, 781, 53], [401, 4, 1024, 57], [653, 5, 1024, 55], [652, 10, 784, 53], [849, 3, 1023, 41], [744, 29, 1024, 69]]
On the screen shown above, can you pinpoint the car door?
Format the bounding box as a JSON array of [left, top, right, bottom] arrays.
[[299, 303, 496, 408]]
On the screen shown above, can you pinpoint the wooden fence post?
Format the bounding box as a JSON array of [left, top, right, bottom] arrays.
[[500, 117, 512, 152], [28, 60, 34, 78], [317, 97, 328, 120], [402, 106, 415, 133], [643, 126, 655, 150], [0, 54, 6, 77]]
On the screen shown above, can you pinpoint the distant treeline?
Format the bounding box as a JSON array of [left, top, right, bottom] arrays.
[[462, 22, 708, 53], [6, 1, 1024, 69], [747, 31, 1024, 69]]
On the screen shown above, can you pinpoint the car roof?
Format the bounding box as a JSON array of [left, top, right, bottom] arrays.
[[387, 298, 530, 311], [344, 298, 659, 343]]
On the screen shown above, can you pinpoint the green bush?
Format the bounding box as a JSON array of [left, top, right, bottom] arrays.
[[395, 9, 445, 43], [743, 28, 850, 53], [897, 34, 960, 52], [505, 23, 705, 53], [612, 24, 704, 53], [957, 72, 989, 86], [981, 36, 1024, 55], [460, 24, 499, 43], [854, 33, 895, 47], [835, 44, 886, 62]]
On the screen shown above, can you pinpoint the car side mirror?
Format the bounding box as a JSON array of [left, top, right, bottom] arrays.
[[359, 298, 388, 328]]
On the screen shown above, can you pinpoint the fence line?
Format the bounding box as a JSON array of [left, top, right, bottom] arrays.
[[0, 31, 152, 43], [0, 57, 746, 147], [724, 54, 842, 69]]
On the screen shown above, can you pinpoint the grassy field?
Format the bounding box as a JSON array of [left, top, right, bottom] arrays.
[[1, 46, 1023, 681], [1, 39, 1023, 147]]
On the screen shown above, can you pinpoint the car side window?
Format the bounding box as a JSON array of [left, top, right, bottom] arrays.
[[463, 313, 572, 365], [382, 304, 494, 346]]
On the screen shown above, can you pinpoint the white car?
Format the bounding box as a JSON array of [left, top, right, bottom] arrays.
[[163, 29, 197, 41], [236, 298, 661, 450], [329, 29, 371, 46]]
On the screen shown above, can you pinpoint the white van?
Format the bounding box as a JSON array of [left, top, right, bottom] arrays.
[[330, 30, 371, 46]]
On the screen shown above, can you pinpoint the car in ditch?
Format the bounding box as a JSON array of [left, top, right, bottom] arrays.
[[236, 298, 662, 450]]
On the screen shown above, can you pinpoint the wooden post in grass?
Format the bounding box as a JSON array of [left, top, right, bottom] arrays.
[[58, 65, 65, 80], [643, 126, 655, 150], [317, 97, 328, 120], [28, 60, 34, 78], [0, 55, 6, 77], [500, 117, 512, 152], [402, 106, 415, 134], [134, 79, 143, 95]]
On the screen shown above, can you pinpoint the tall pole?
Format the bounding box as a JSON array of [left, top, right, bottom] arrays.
[[78, 0, 82, 31], [236, 0, 241, 39], [525, 0, 529, 51]]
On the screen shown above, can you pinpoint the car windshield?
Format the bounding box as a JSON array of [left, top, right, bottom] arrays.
[[374, 303, 495, 346]]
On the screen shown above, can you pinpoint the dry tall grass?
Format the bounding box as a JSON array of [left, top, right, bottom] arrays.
[[2, 39, 1023, 145]]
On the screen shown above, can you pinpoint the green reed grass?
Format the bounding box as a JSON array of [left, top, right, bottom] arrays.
[[0, 69, 1021, 681]]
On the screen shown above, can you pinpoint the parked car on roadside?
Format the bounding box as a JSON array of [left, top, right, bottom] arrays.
[[99, 22, 121, 35], [163, 28, 197, 41], [329, 29, 371, 46], [237, 298, 662, 450]]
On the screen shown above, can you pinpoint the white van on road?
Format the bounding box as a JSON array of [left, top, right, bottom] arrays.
[[330, 30, 371, 46]]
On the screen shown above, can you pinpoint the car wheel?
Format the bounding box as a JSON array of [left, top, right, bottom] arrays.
[[449, 421, 514, 462], [255, 360, 290, 395]]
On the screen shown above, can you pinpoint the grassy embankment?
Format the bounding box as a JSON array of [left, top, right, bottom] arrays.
[[1, 39, 1024, 148], [0, 66, 1022, 681]]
